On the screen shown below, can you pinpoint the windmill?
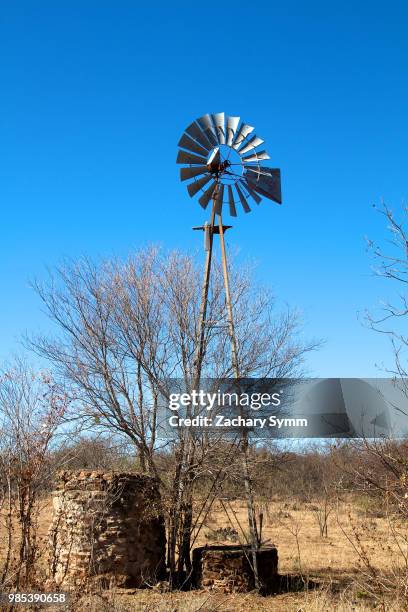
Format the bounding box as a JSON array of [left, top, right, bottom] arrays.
[[177, 112, 282, 589], [177, 112, 281, 217]]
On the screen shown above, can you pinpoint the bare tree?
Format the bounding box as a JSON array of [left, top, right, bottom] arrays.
[[330, 207, 408, 604], [27, 245, 318, 583], [0, 359, 68, 589], [364, 202, 408, 511], [366, 202, 408, 386]]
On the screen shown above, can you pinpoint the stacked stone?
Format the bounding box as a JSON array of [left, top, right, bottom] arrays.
[[192, 545, 279, 594], [48, 470, 166, 589]]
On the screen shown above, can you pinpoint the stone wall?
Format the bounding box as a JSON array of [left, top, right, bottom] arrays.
[[192, 545, 279, 594], [48, 470, 166, 589]]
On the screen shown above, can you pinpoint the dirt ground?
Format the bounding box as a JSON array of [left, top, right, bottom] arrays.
[[2, 496, 405, 611]]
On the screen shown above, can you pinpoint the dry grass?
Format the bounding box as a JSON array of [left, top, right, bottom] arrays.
[[1, 495, 406, 611], [195, 497, 399, 575], [56, 588, 406, 612]]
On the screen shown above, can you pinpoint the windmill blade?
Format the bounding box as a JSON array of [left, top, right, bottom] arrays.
[[196, 114, 218, 146], [180, 165, 208, 181], [207, 147, 221, 168], [198, 180, 216, 209], [245, 168, 282, 203], [178, 133, 210, 158], [214, 183, 224, 215], [244, 166, 278, 178], [245, 166, 280, 178], [187, 174, 213, 197], [185, 121, 212, 150], [226, 116, 240, 146], [211, 112, 225, 144], [238, 135, 264, 156], [227, 185, 237, 217], [233, 123, 254, 149], [241, 179, 262, 204], [241, 150, 270, 162], [235, 182, 251, 213], [177, 150, 208, 165]]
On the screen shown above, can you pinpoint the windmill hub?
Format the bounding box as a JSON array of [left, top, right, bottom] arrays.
[[207, 159, 230, 176], [207, 156, 231, 177], [205, 144, 242, 183]]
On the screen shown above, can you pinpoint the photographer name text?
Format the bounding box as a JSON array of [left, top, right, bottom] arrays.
[[168, 414, 308, 429]]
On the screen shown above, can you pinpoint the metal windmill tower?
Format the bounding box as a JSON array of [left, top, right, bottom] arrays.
[[176, 112, 282, 588]]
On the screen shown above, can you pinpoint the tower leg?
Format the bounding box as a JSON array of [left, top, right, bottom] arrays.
[[193, 201, 216, 381], [217, 212, 261, 591], [177, 200, 218, 580]]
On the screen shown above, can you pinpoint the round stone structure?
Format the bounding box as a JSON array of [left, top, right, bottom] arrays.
[[48, 470, 166, 589]]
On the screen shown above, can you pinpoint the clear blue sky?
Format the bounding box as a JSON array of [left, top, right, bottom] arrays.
[[1, 1, 407, 376]]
